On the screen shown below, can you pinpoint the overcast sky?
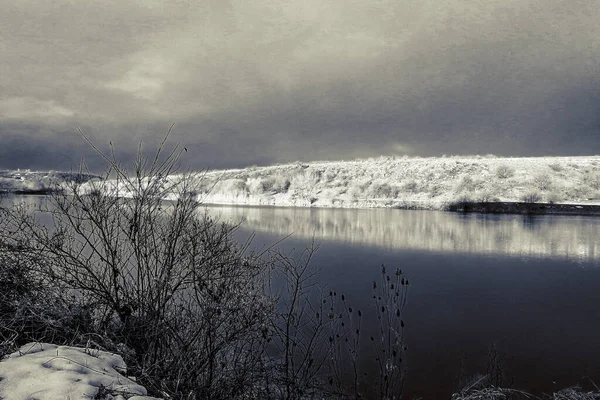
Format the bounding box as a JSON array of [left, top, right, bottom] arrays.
[[1, 0, 599, 172]]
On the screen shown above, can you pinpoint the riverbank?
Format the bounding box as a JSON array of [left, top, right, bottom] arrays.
[[6, 155, 600, 216], [0, 170, 99, 195], [446, 201, 600, 216], [2, 342, 598, 400], [153, 155, 600, 211]]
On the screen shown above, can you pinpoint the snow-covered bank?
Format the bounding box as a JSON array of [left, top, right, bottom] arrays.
[[0, 343, 161, 400], [160, 155, 600, 210], [0, 170, 99, 194], [9, 156, 600, 211]]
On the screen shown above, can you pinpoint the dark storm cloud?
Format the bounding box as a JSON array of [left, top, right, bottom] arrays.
[[1, 0, 599, 172]]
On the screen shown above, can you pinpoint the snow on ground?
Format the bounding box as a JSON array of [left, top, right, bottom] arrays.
[[0, 170, 99, 194], [0, 342, 161, 400], [8, 155, 600, 210], [137, 155, 600, 210]]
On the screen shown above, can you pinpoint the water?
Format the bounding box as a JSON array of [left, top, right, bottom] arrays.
[[4, 196, 600, 398], [208, 205, 600, 399]]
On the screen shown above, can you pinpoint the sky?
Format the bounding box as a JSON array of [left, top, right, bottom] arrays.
[[1, 0, 599, 173]]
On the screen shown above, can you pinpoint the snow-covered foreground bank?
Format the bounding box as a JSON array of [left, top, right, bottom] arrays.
[[131, 155, 600, 209], [0, 343, 161, 400]]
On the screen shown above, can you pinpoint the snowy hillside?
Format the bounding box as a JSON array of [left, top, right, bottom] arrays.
[[0, 170, 100, 194], [163, 155, 600, 209]]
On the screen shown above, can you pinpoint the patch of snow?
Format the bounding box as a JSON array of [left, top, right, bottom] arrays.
[[0, 342, 161, 400]]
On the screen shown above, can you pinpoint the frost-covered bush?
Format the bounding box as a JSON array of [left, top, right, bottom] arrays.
[[428, 183, 444, 198], [495, 165, 515, 179], [582, 171, 600, 190], [546, 191, 562, 204], [548, 162, 563, 172], [260, 175, 291, 193], [347, 179, 372, 199], [565, 184, 591, 200], [476, 191, 500, 202], [533, 173, 553, 191], [289, 168, 322, 190], [520, 191, 542, 203], [215, 178, 249, 196], [401, 180, 419, 194], [370, 182, 400, 198], [455, 176, 483, 193]]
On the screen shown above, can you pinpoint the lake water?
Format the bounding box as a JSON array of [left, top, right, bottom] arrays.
[[4, 196, 600, 398], [208, 205, 600, 399]]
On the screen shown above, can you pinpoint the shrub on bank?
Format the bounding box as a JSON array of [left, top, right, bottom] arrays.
[[533, 173, 553, 191], [1, 144, 273, 399], [495, 165, 515, 179], [582, 171, 600, 190], [546, 191, 563, 204], [402, 180, 419, 194], [520, 191, 543, 203]]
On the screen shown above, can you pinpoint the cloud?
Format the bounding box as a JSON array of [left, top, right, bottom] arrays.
[[1, 0, 599, 172], [0, 97, 74, 119]]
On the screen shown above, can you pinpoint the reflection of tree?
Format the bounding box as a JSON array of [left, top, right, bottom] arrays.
[[520, 214, 541, 231], [211, 206, 600, 261]]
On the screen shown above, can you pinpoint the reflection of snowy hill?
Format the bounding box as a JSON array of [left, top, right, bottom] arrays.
[[0, 170, 100, 194], [211, 205, 600, 262], [161, 155, 600, 210]]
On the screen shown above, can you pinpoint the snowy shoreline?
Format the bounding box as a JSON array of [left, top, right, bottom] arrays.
[[151, 155, 600, 214], [5, 155, 600, 215]]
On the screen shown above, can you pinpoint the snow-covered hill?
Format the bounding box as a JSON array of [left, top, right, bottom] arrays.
[[0, 170, 100, 194], [10, 156, 600, 210], [170, 155, 600, 209]]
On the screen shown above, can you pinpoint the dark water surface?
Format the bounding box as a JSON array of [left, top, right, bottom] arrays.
[[209, 205, 600, 399], [5, 197, 600, 398]]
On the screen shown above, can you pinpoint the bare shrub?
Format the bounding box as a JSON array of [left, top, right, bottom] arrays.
[[367, 265, 408, 398], [455, 194, 473, 204], [0, 139, 415, 399], [266, 245, 334, 399], [0, 241, 90, 358], [290, 168, 322, 190], [260, 176, 291, 193], [1, 137, 272, 399], [533, 173, 553, 191], [520, 191, 542, 203], [324, 264, 409, 399], [370, 182, 400, 199], [402, 180, 419, 194], [495, 165, 514, 179]]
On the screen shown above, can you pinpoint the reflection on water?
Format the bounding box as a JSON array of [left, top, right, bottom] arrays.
[[208, 205, 600, 262]]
